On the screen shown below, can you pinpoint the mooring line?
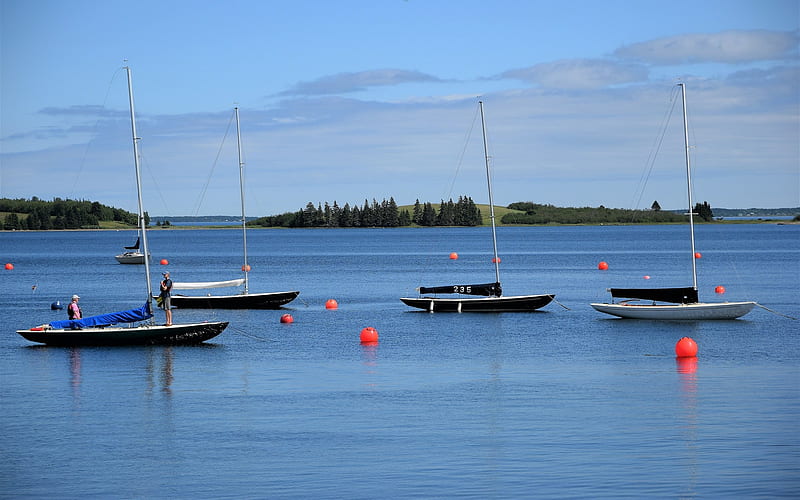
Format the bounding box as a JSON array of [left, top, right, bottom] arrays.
[[227, 325, 275, 342], [756, 303, 797, 320], [552, 297, 571, 310]]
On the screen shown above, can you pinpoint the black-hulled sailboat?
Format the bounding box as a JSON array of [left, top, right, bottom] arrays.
[[590, 83, 756, 320], [400, 101, 555, 313], [168, 107, 299, 309], [17, 66, 228, 345]]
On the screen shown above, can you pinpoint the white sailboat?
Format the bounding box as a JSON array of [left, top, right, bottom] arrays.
[[114, 233, 147, 264], [591, 83, 756, 320], [168, 107, 299, 309], [401, 101, 555, 313], [17, 66, 229, 345]]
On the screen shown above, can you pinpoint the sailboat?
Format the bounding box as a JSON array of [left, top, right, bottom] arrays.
[[400, 101, 555, 313], [16, 66, 229, 346], [114, 234, 146, 264], [590, 83, 756, 320], [168, 107, 299, 309]]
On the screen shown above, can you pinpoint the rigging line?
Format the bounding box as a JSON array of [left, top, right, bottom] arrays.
[[192, 109, 237, 216], [628, 86, 680, 221], [140, 150, 170, 216], [443, 104, 481, 202], [68, 67, 126, 199]]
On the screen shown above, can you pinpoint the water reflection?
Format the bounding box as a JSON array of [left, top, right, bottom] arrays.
[[361, 343, 379, 388], [676, 356, 698, 498], [69, 348, 82, 390], [676, 356, 698, 375], [146, 347, 174, 396]]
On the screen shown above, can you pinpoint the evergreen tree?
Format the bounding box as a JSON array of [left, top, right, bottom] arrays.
[[330, 201, 341, 227], [341, 203, 352, 227], [694, 201, 713, 222], [421, 202, 437, 226], [412, 199, 422, 225], [399, 209, 411, 226]]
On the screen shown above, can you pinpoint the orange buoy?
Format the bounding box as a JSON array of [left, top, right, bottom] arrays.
[[597, 261, 609, 270], [242, 264, 251, 272], [360, 327, 379, 343], [694, 252, 702, 259], [160, 259, 169, 265], [449, 252, 458, 260], [492, 257, 501, 264], [4, 263, 13, 270], [675, 337, 698, 358], [325, 299, 338, 310], [714, 285, 726, 294], [280, 313, 294, 324], [643, 275, 651, 280]]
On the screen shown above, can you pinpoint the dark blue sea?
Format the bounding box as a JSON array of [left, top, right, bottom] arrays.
[[1, 224, 798, 499]]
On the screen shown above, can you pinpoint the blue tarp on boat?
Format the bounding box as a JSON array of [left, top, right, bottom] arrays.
[[49, 302, 153, 330]]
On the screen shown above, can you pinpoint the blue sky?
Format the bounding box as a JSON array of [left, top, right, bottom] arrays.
[[1, 0, 798, 216]]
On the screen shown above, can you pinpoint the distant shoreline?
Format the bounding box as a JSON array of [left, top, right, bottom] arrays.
[[2, 218, 797, 232]]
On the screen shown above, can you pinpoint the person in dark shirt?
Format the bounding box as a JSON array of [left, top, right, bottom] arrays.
[[159, 272, 173, 326]]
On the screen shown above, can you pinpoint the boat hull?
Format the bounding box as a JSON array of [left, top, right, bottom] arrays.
[[169, 291, 300, 309], [590, 301, 757, 320], [16, 321, 229, 346], [115, 252, 146, 264], [400, 294, 555, 312]]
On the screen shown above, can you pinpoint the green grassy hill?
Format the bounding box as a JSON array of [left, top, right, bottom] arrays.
[[398, 203, 525, 226]]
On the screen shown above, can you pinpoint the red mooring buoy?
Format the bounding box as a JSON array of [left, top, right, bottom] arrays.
[[280, 313, 293, 324], [360, 327, 379, 343], [715, 285, 726, 294], [694, 252, 702, 259], [597, 261, 609, 270], [242, 264, 251, 272], [325, 299, 338, 310], [160, 259, 169, 265], [449, 252, 459, 260], [675, 337, 698, 358], [4, 263, 13, 270]]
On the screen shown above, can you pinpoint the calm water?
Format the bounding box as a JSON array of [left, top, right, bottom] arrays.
[[1, 225, 798, 499]]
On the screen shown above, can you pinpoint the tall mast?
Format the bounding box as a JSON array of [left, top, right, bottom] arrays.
[[479, 101, 501, 286], [235, 107, 249, 293], [125, 66, 154, 310], [678, 83, 698, 291]]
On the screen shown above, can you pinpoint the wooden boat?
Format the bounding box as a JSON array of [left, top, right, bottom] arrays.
[[401, 101, 555, 313], [16, 66, 229, 345], [590, 83, 756, 320], [167, 107, 299, 310], [115, 235, 147, 264]]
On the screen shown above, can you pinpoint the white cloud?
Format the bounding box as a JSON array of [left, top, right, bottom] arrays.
[[614, 30, 799, 65], [500, 59, 649, 89], [279, 69, 445, 96]]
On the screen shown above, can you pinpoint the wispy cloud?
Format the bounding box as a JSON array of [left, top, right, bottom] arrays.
[[614, 30, 799, 65], [278, 69, 445, 96], [500, 59, 648, 89], [39, 104, 125, 118]]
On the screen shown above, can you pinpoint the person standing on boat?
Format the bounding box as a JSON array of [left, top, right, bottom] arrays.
[[159, 272, 173, 326], [68, 294, 82, 320]]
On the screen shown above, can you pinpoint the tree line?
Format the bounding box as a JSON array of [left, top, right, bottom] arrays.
[[251, 196, 483, 228], [502, 201, 714, 225], [1, 197, 141, 230], [1, 195, 721, 230]]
